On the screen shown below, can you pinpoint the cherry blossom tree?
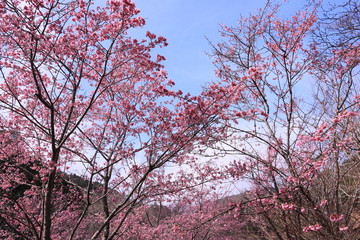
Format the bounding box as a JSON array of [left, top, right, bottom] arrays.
[[203, 0, 360, 238], [0, 0, 228, 239]]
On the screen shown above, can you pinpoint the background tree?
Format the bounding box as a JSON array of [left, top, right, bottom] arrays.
[[203, 0, 360, 239]]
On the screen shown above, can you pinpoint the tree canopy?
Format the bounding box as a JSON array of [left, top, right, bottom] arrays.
[[0, 0, 359, 239]]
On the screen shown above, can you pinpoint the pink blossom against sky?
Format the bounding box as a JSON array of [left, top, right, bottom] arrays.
[[131, 0, 310, 94], [132, 0, 269, 94]]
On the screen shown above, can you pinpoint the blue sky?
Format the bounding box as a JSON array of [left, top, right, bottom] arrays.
[[132, 0, 269, 94]]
